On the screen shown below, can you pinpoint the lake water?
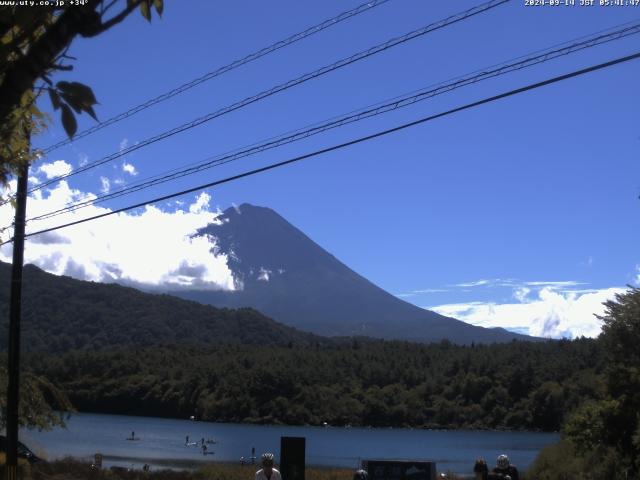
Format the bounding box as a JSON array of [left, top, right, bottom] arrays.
[[21, 413, 558, 475]]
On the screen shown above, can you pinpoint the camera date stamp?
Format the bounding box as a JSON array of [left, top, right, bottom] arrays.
[[525, 0, 640, 6], [1, 0, 90, 7]]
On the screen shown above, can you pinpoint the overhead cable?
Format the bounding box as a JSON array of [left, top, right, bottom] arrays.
[[26, 21, 640, 223], [5, 50, 638, 245], [38, 0, 393, 155], [23, 0, 510, 197]]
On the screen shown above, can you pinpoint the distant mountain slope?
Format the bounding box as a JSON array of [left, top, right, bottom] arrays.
[[175, 204, 534, 344], [0, 262, 319, 353]]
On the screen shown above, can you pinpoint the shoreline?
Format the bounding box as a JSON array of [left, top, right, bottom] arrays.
[[53, 409, 558, 434]]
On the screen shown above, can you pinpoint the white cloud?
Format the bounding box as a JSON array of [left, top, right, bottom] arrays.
[[257, 267, 271, 282], [635, 265, 640, 286], [523, 280, 587, 287], [122, 162, 138, 176], [513, 286, 530, 303], [450, 279, 491, 288], [448, 278, 588, 289], [189, 192, 211, 214], [0, 169, 235, 292], [37, 160, 72, 179], [395, 288, 448, 298], [581, 256, 594, 267], [119, 138, 129, 152], [428, 286, 627, 339], [100, 176, 110, 194], [78, 153, 89, 167]]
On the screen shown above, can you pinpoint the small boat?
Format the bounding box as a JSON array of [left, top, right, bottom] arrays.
[[125, 437, 140, 441]]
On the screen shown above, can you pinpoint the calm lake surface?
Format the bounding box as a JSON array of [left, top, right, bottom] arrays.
[[21, 413, 559, 475]]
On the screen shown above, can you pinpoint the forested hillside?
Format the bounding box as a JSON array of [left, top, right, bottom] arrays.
[[0, 262, 321, 351], [26, 338, 604, 431]]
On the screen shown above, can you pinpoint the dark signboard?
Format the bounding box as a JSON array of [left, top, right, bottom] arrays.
[[362, 460, 437, 480], [280, 436, 306, 480]]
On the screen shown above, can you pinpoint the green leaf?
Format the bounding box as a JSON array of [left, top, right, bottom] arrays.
[[56, 81, 97, 106], [60, 104, 77, 138], [84, 105, 98, 122], [57, 81, 99, 121], [48, 88, 61, 110], [153, 0, 163, 16], [56, 80, 71, 92], [140, 0, 151, 22], [60, 92, 83, 114]]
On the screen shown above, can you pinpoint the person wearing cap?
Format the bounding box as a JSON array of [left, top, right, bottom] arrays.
[[255, 452, 282, 480]]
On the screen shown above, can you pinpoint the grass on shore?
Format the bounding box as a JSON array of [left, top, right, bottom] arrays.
[[1, 456, 358, 480]]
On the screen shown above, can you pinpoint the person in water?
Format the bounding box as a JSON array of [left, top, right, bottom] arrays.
[[255, 453, 282, 480]]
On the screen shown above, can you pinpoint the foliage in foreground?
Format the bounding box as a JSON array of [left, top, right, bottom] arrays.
[[26, 338, 604, 432], [526, 287, 640, 479], [524, 439, 618, 480], [0, 1, 162, 186], [564, 287, 640, 477], [0, 361, 73, 430]]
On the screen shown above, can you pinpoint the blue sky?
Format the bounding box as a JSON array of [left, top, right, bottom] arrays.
[[1, 0, 639, 338]]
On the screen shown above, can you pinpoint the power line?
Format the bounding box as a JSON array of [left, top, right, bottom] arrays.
[[25, 21, 640, 223], [37, 0, 392, 155], [6, 50, 638, 245], [23, 0, 510, 197]]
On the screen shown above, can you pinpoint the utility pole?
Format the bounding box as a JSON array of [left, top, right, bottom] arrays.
[[5, 150, 29, 480]]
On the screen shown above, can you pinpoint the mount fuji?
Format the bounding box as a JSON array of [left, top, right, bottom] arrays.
[[173, 204, 534, 344]]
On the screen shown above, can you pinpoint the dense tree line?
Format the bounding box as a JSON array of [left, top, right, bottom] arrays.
[[25, 338, 604, 432]]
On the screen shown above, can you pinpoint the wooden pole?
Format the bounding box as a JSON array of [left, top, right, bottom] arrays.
[[5, 158, 29, 480]]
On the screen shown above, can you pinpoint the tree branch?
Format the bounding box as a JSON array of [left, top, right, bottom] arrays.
[[0, 1, 143, 143], [84, 0, 143, 38], [50, 63, 73, 71]]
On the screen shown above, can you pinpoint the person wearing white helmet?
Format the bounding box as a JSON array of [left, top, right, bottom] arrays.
[[491, 454, 519, 480], [255, 452, 282, 480], [353, 469, 368, 480]]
